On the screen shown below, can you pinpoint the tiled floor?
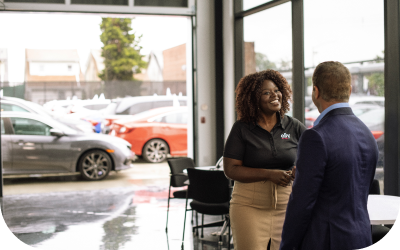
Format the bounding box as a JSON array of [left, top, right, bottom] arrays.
[[0, 160, 232, 250]]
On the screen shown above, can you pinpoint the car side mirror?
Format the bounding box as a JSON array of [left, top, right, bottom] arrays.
[[50, 128, 64, 137]]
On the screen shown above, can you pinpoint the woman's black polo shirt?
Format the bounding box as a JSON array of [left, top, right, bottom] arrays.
[[223, 114, 306, 170]]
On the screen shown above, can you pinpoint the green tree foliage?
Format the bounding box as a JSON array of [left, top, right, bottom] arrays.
[[366, 51, 384, 96], [99, 18, 147, 81], [256, 52, 276, 71], [367, 73, 384, 96]]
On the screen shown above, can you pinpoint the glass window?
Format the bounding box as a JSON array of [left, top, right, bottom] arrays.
[[304, 0, 385, 193], [134, 0, 187, 7], [4, 0, 64, 3], [244, 2, 292, 74], [157, 111, 188, 124], [243, 2, 293, 116], [1, 103, 29, 112], [242, 0, 274, 11], [11, 118, 52, 136], [129, 102, 154, 115], [153, 100, 173, 109], [164, 113, 180, 124], [71, 0, 127, 5]]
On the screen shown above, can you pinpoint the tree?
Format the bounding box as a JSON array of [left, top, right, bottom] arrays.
[[278, 59, 292, 71], [99, 18, 147, 81], [367, 73, 384, 96], [366, 51, 384, 96], [256, 52, 276, 71]]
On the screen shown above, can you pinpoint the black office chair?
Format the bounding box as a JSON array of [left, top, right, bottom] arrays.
[[166, 157, 195, 233], [215, 156, 223, 169], [182, 168, 231, 250], [369, 179, 391, 244]]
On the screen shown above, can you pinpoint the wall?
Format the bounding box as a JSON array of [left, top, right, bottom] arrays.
[[196, 0, 216, 166], [223, 0, 236, 142]]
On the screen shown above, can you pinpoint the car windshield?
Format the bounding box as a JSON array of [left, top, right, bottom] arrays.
[[41, 116, 78, 134], [26, 101, 54, 117], [103, 102, 119, 115]]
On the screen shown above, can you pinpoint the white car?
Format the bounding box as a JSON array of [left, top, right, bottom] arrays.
[[307, 95, 384, 110], [101, 94, 187, 133], [1, 97, 94, 133]]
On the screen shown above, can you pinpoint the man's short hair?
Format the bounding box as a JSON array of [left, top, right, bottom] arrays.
[[312, 61, 352, 102]]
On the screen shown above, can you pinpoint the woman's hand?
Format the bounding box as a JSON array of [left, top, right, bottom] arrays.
[[268, 169, 294, 187]]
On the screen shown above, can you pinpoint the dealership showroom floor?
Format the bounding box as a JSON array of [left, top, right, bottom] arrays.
[[1, 159, 231, 250]]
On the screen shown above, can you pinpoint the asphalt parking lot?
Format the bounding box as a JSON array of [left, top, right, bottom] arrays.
[[2, 159, 171, 196]]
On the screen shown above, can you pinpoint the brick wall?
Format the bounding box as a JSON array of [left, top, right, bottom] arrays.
[[163, 44, 186, 81], [244, 42, 256, 76]]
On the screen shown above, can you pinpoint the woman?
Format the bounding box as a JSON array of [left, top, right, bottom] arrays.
[[224, 70, 306, 250]]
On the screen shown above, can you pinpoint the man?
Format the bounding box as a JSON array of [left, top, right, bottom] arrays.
[[279, 61, 378, 250]]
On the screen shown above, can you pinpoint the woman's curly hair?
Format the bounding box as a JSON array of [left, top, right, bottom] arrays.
[[235, 69, 292, 123]]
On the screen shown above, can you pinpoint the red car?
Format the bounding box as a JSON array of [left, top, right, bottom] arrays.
[[110, 106, 188, 163]]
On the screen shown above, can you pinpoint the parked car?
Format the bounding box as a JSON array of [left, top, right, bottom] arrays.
[[1, 96, 94, 133], [1, 112, 135, 180], [307, 95, 384, 111], [110, 106, 188, 163], [305, 104, 381, 128], [305, 105, 385, 168], [101, 94, 187, 134], [66, 97, 111, 115], [357, 107, 385, 168]]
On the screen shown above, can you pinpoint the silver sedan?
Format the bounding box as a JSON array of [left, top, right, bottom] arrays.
[[1, 112, 136, 181]]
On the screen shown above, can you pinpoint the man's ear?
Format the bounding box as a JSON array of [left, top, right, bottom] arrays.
[[349, 85, 352, 95], [313, 86, 320, 99]]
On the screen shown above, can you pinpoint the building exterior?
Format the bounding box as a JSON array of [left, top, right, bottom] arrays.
[[135, 51, 163, 81], [85, 49, 104, 82], [163, 43, 186, 81], [244, 42, 256, 76], [25, 49, 85, 104]]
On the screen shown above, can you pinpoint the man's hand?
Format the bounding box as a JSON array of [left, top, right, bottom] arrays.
[[291, 166, 296, 178]]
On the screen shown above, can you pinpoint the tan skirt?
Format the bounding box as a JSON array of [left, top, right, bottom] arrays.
[[229, 181, 292, 250]]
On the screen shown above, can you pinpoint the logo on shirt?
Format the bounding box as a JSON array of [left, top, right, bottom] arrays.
[[281, 133, 290, 139]]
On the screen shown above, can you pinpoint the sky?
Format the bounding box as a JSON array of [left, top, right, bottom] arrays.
[[0, 0, 385, 82], [244, 0, 384, 67], [0, 13, 189, 82]]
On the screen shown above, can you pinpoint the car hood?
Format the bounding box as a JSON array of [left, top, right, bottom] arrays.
[[68, 133, 131, 146]]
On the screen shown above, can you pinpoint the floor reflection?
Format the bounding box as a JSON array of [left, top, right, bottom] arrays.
[[2, 185, 216, 250]]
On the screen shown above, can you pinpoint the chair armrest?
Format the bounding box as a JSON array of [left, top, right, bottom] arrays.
[[171, 173, 188, 177]]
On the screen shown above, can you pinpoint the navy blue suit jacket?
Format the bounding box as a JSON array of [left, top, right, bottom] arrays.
[[279, 107, 378, 250]]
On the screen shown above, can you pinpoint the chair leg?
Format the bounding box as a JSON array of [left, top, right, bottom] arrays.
[[201, 214, 204, 238], [195, 211, 199, 236], [181, 191, 190, 250], [165, 184, 172, 233], [218, 215, 229, 247]]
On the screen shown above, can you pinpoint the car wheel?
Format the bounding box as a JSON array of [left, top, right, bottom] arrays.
[[79, 150, 112, 181], [142, 139, 169, 163]]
